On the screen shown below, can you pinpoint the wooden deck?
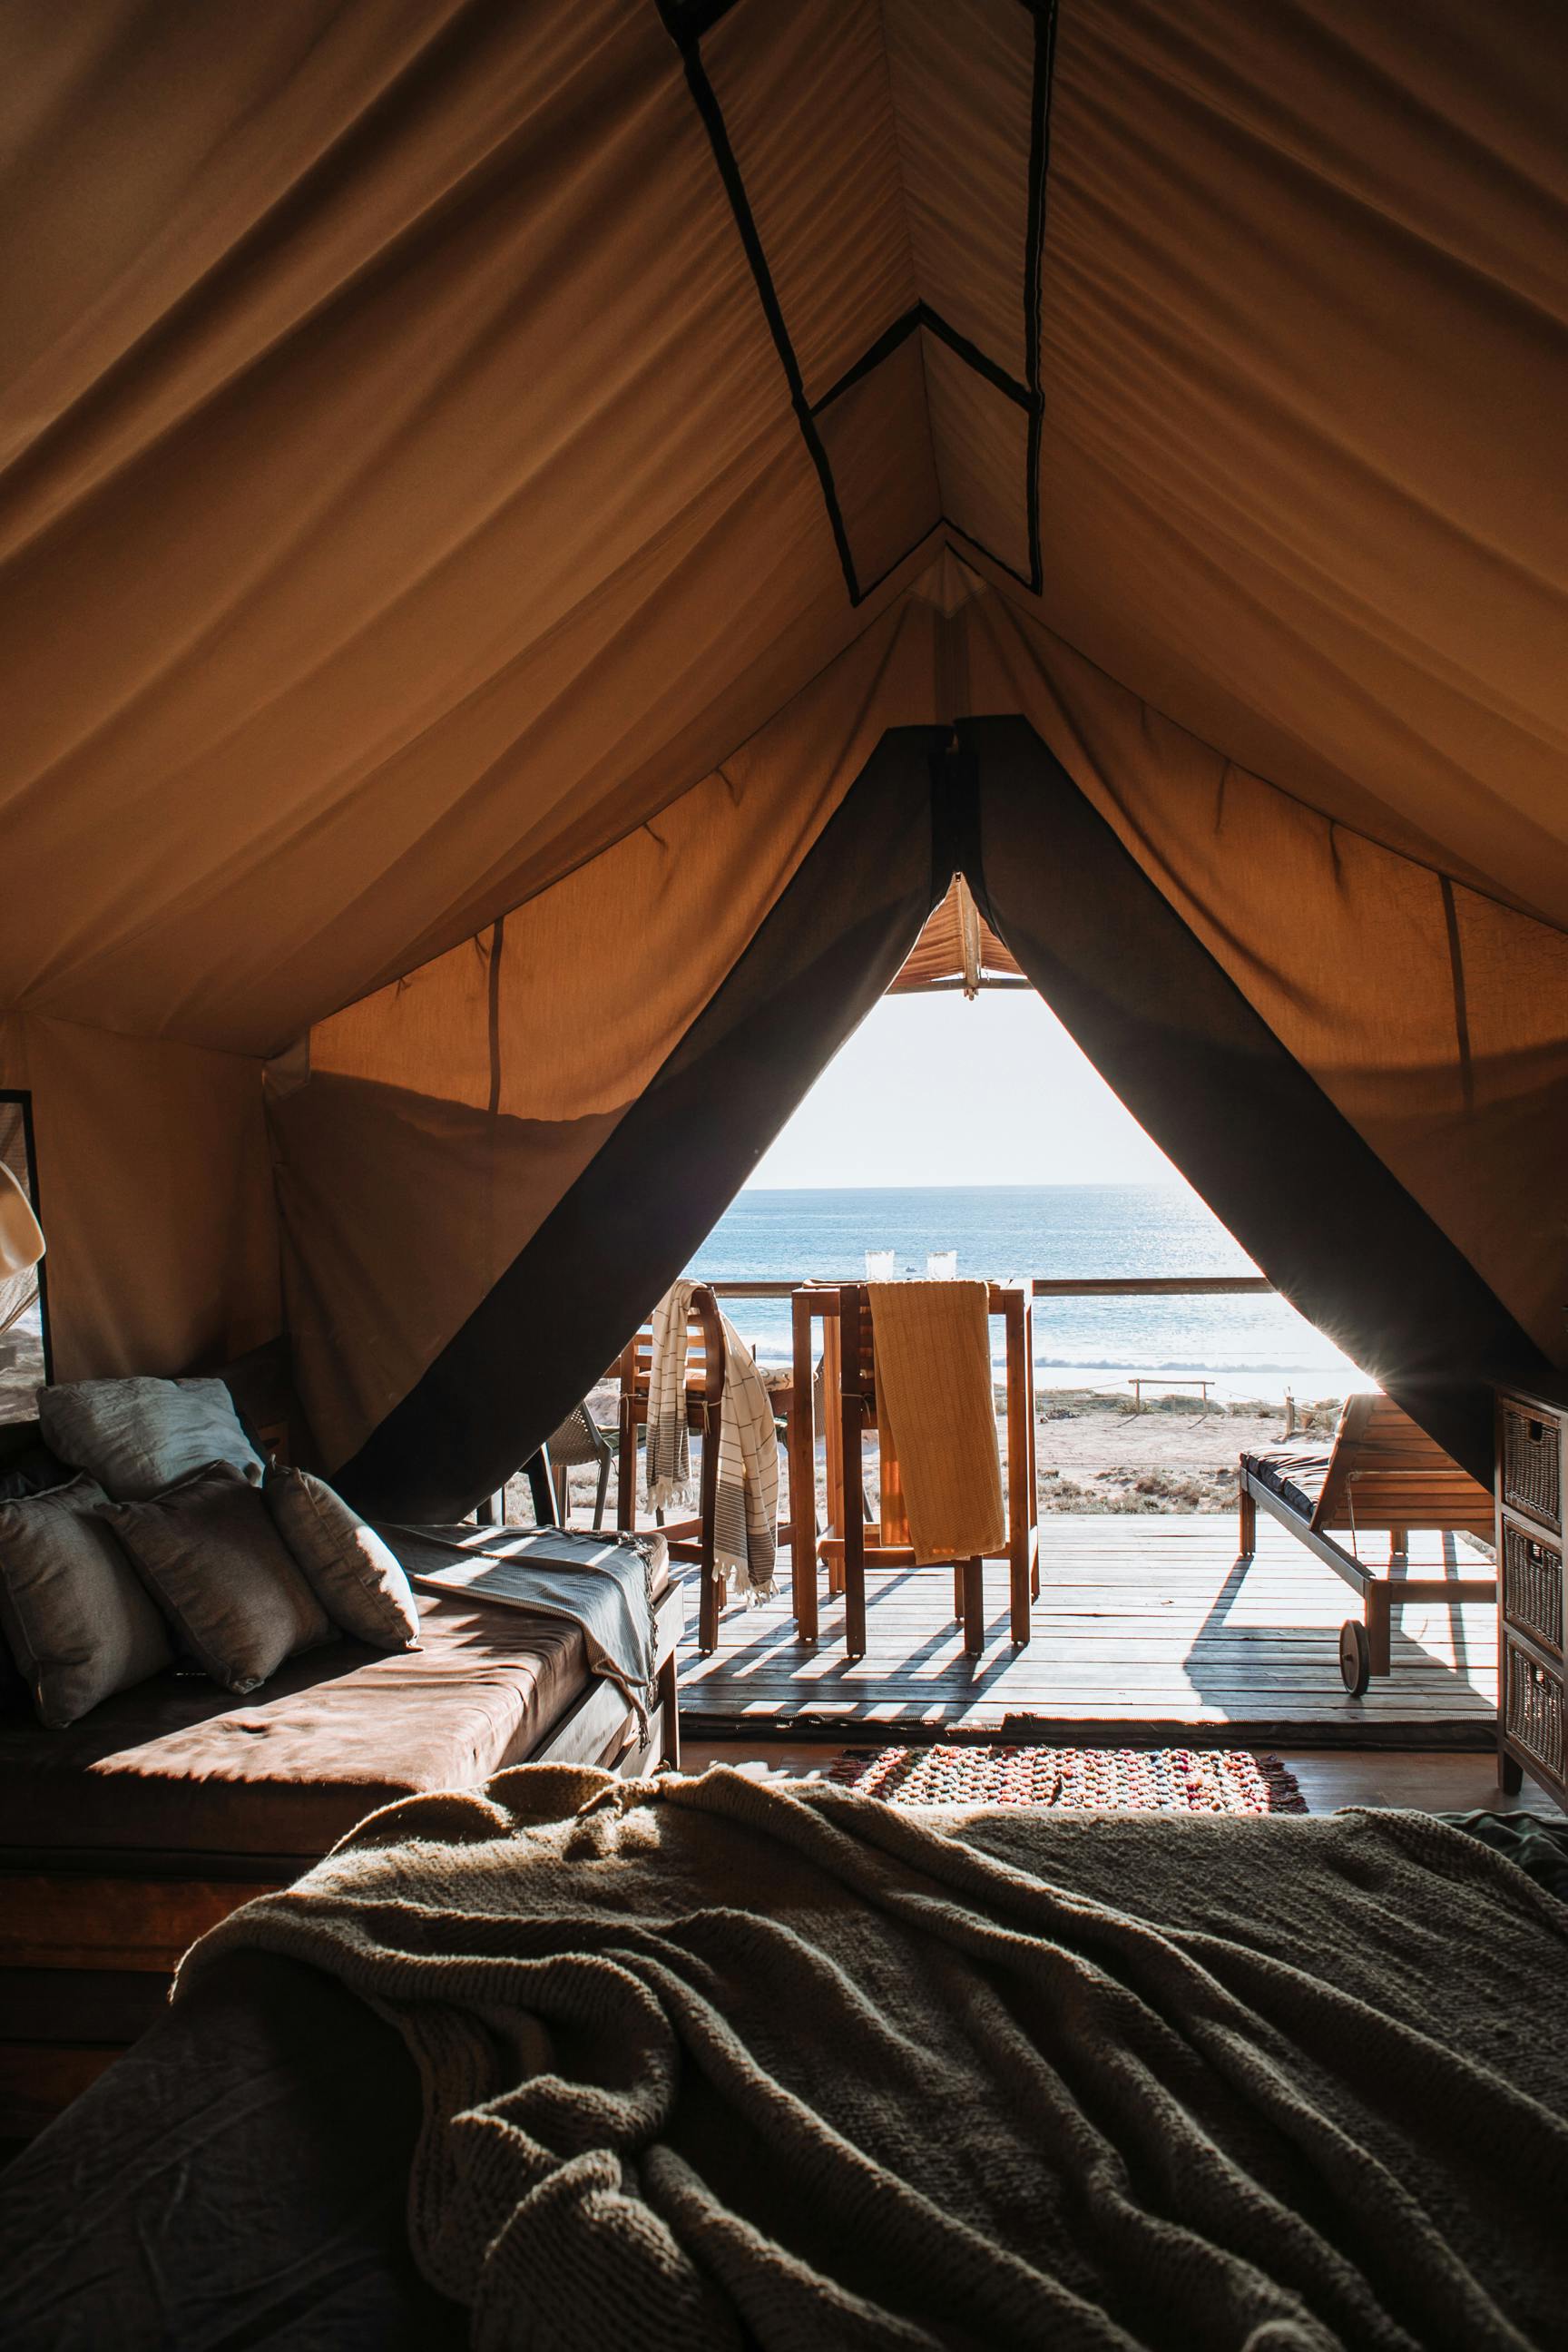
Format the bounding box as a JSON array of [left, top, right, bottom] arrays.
[[675, 1511, 1497, 1745]]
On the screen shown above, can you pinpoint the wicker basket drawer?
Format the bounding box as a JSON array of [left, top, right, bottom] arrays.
[[1501, 1398, 1561, 1533], [1502, 1520, 1563, 1657], [1504, 1636, 1565, 1783]]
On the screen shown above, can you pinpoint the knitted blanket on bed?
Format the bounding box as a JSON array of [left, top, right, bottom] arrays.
[[177, 1769, 1568, 2352]]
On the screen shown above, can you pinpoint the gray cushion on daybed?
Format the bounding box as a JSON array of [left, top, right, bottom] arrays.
[[100, 1464, 333, 1695], [0, 1475, 173, 1727], [38, 1375, 264, 1502], [1240, 1446, 1334, 1521], [265, 1467, 421, 1651]]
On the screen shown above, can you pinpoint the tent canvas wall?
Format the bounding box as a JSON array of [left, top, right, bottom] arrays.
[[1, 0, 1563, 1512]]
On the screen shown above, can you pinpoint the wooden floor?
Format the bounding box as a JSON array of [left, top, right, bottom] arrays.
[[676, 1510, 1499, 1745]]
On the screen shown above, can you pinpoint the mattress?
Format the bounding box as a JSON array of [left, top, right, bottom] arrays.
[[0, 1591, 588, 1863]]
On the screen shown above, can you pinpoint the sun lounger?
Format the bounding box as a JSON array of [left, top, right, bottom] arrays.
[[1239, 1393, 1496, 1692]]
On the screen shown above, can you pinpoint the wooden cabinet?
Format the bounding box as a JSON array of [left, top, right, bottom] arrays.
[[1496, 1387, 1568, 1805]]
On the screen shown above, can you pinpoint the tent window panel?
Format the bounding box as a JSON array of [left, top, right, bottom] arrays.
[[923, 331, 1032, 583], [0, 1091, 50, 1421], [816, 332, 942, 595]]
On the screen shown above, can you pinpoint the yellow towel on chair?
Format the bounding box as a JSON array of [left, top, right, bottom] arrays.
[[867, 1280, 1004, 1561]]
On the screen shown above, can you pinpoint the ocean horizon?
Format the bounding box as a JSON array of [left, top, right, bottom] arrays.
[[687, 1182, 1360, 1403]]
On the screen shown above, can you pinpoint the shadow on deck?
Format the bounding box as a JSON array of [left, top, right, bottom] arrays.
[[674, 1510, 1496, 1746]]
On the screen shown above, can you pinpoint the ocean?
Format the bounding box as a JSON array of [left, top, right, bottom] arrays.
[[687, 1183, 1360, 1403]]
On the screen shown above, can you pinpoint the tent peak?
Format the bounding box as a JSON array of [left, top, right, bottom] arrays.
[[906, 544, 987, 617]]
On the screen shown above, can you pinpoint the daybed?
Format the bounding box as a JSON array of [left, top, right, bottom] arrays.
[[0, 1402, 682, 2139], [2, 1771, 1565, 2350]]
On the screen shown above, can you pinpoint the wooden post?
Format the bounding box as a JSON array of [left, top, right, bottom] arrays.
[[961, 1555, 984, 1656], [789, 1289, 818, 1645], [823, 1310, 846, 1595], [1239, 1482, 1256, 1558], [1024, 1292, 1041, 1600], [840, 1285, 867, 1660], [615, 1352, 637, 1532], [1004, 1287, 1032, 1645], [695, 1293, 724, 1656]]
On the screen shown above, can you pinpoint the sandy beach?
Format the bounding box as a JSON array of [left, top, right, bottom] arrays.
[[534, 1383, 1352, 1526], [1024, 1387, 1339, 1514]]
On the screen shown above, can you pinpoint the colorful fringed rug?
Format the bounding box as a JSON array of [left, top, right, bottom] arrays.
[[828, 1744, 1307, 1814]]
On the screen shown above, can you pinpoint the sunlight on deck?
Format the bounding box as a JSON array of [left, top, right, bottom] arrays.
[[676, 1511, 1496, 1738]]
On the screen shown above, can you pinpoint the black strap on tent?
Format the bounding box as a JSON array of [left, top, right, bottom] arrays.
[[959, 715, 1547, 1480], [654, 2, 1058, 602], [336, 726, 946, 1519]]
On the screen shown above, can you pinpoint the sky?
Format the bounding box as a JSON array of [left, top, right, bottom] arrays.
[[746, 989, 1183, 1189]]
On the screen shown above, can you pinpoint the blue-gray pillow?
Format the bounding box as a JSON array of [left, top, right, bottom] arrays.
[[100, 1464, 332, 1695], [264, 1468, 421, 1651], [0, 1475, 174, 1727], [38, 1376, 264, 1502]]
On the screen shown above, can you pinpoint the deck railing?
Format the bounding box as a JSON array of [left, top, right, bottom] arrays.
[[705, 1276, 1274, 1299]]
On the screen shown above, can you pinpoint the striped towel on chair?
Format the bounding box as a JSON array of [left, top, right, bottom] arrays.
[[646, 1281, 698, 1512], [645, 1282, 779, 1602]]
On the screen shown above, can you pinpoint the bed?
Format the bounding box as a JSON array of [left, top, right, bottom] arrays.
[[2, 1770, 1565, 2350]]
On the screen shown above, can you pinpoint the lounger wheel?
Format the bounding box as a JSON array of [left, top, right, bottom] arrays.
[[1338, 1619, 1371, 1697]]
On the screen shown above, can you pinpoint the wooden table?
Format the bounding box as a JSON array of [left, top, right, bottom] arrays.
[[789, 1282, 1038, 1657]]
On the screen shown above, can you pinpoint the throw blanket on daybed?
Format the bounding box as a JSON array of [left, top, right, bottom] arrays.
[[383, 1524, 658, 1722], [646, 1279, 778, 1599], [178, 1769, 1568, 2352]]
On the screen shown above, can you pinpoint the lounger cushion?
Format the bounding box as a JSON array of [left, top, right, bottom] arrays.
[[0, 1551, 670, 1863], [1241, 1447, 1335, 1522]]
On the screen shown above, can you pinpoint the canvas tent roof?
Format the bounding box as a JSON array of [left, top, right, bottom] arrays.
[[0, 0, 1564, 1506]]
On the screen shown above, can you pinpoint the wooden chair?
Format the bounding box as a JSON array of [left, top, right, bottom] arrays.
[[545, 1402, 613, 1528], [790, 1281, 1038, 1660], [616, 1284, 728, 1653], [1239, 1392, 1496, 1692]]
